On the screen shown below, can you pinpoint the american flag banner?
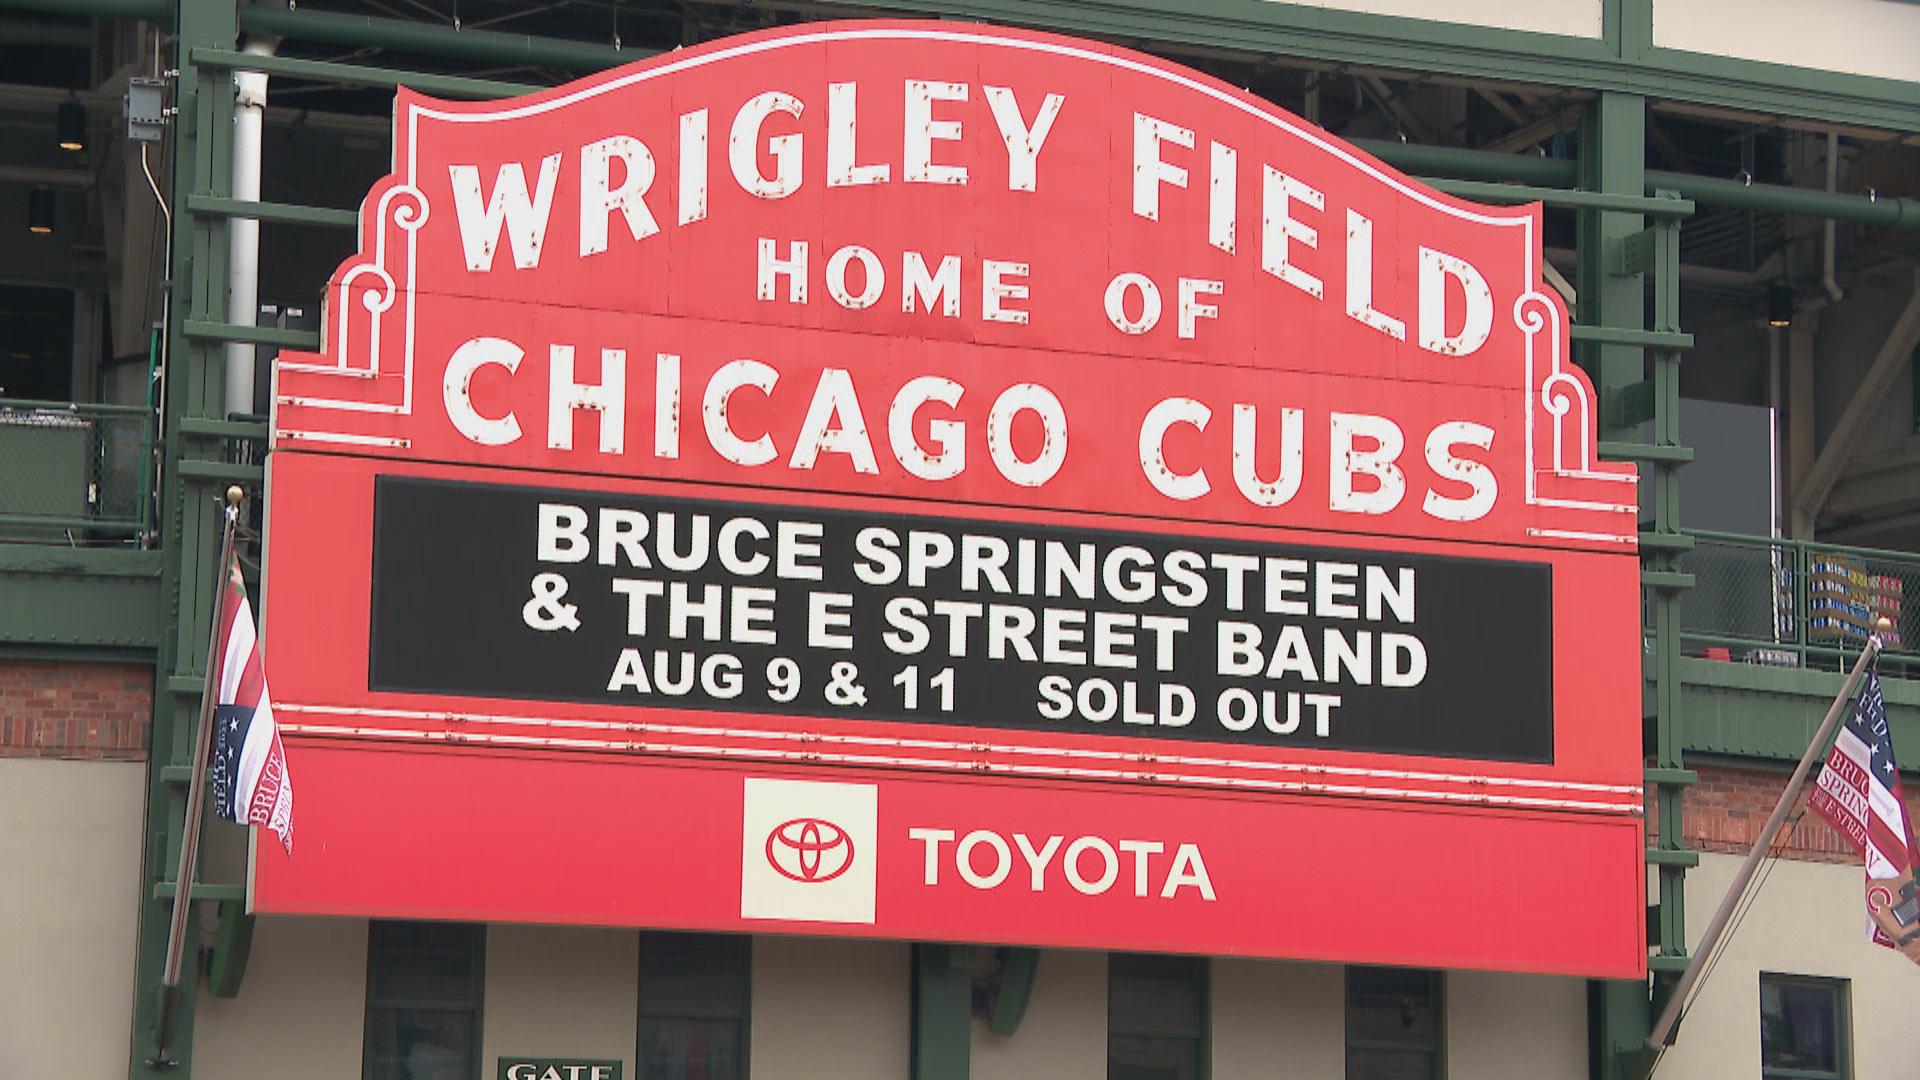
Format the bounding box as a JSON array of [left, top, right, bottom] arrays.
[[1809, 671, 1919, 961], [206, 554, 294, 854]]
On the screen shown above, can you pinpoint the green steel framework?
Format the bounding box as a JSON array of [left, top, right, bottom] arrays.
[[0, 0, 1716, 1075]]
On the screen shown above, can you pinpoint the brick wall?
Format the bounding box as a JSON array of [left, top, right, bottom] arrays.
[[0, 661, 151, 760], [1675, 763, 1920, 864]]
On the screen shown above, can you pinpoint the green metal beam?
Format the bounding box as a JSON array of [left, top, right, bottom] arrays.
[[1676, 658, 1920, 761], [1356, 139, 1577, 186], [18, 0, 1920, 132], [1633, 185, 1694, 1080], [201, 17, 1920, 230], [986, 948, 1040, 1036], [1358, 139, 1919, 228], [1577, 91, 1667, 1080], [204, 902, 254, 999], [1424, 178, 1692, 216], [178, 416, 271, 441], [176, 460, 264, 485], [1644, 170, 1920, 229], [0, 546, 162, 650], [181, 319, 320, 349], [0, 0, 168, 19], [1577, 93, 1646, 439], [802, 0, 1920, 130], [1599, 442, 1693, 464], [129, 0, 239, 1072], [189, 47, 540, 99], [1570, 326, 1692, 350], [185, 194, 358, 230], [150, 881, 245, 901], [911, 944, 972, 1080], [238, 4, 649, 72], [0, 513, 144, 534]]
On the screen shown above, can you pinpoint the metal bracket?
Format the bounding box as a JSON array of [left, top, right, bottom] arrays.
[[1613, 228, 1657, 277], [1606, 379, 1657, 428]]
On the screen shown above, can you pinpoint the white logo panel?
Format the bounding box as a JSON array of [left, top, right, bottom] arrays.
[[741, 778, 878, 924]]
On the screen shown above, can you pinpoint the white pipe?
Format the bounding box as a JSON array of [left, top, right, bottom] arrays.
[[1823, 131, 1844, 304], [1768, 328, 1782, 537], [224, 36, 279, 417]]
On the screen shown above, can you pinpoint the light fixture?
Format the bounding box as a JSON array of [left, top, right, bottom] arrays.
[[1768, 283, 1795, 328], [27, 187, 55, 235], [56, 99, 85, 152]]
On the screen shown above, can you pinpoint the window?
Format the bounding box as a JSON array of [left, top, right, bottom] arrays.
[[363, 921, 485, 1080], [637, 931, 750, 1080], [1108, 953, 1206, 1080], [0, 284, 75, 401], [1761, 973, 1849, 1079], [1346, 966, 1442, 1080]]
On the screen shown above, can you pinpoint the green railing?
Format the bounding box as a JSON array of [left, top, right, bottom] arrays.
[[0, 398, 154, 544], [1679, 529, 1920, 677]]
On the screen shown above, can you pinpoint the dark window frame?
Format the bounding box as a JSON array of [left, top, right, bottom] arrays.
[[1345, 965, 1444, 1080], [1107, 952, 1209, 1080], [361, 920, 486, 1080], [1760, 972, 1851, 1080], [636, 930, 752, 1080]]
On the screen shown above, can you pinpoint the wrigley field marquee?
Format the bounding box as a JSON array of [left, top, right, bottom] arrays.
[[258, 21, 1646, 978]]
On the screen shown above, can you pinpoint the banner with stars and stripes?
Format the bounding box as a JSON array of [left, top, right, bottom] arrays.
[[1810, 670, 1919, 961], [207, 554, 293, 854]]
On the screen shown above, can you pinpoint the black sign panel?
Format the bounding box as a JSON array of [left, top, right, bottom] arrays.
[[369, 476, 1554, 762]]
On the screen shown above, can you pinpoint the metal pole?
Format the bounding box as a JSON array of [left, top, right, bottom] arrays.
[[237, 4, 646, 72], [1354, 139, 1920, 229], [1647, 628, 1886, 1049], [159, 487, 242, 992], [224, 36, 277, 418], [0, 0, 169, 20], [1647, 168, 1920, 230], [1354, 137, 1578, 186]]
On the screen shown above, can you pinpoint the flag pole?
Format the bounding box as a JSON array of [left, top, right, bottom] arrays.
[[160, 485, 245, 992], [1647, 619, 1888, 1050]]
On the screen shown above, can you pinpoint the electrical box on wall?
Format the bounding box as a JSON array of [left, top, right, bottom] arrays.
[[124, 78, 165, 142]]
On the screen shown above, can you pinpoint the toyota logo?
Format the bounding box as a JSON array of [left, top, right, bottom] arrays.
[[765, 817, 855, 883]]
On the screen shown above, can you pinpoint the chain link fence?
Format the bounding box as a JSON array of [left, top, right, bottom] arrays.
[[0, 399, 152, 544], [1679, 530, 1920, 678]]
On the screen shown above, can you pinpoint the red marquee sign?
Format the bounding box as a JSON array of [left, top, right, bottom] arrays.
[[257, 20, 1646, 979]]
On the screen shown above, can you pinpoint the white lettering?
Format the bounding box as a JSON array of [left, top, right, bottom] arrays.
[[449, 154, 561, 272]]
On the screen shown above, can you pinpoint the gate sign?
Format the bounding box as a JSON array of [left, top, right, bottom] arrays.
[[257, 21, 1646, 979]]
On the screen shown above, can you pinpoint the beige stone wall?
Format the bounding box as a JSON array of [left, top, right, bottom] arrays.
[[1447, 970, 1587, 1080], [0, 758, 144, 1080], [172, 924, 1612, 1079], [1212, 957, 1346, 1078], [483, 925, 640, 1072], [971, 949, 1106, 1080], [1656, 852, 1920, 1080], [194, 917, 369, 1080], [1656, 0, 1920, 83], [749, 936, 910, 1080], [1259, 0, 1603, 38]]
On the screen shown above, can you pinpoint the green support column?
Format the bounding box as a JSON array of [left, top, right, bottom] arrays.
[[1578, 88, 1697, 1077], [1578, 90, 1658, 1080], [128, 0, 239, 1073], [912, 944, 973, 1080], [1643, 192, 1694, 1033], [1576, 91, 1646, 438]]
